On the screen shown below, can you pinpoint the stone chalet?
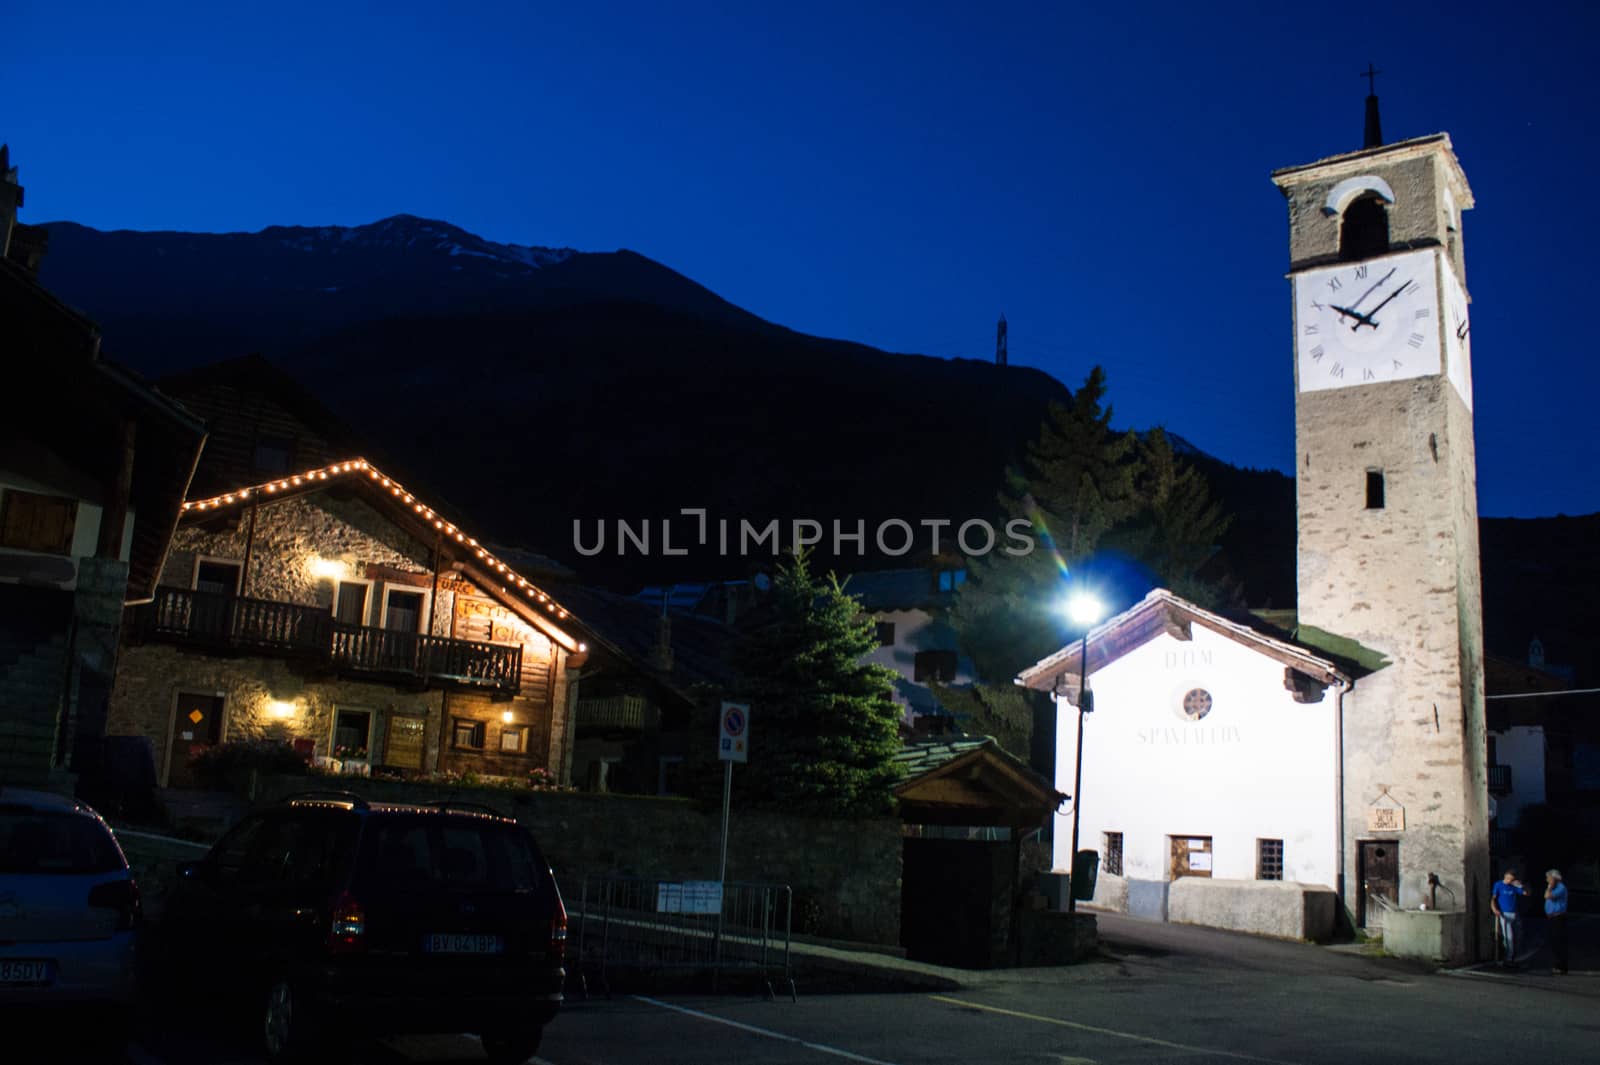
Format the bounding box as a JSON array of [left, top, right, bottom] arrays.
[[108, 458, 596, 787]]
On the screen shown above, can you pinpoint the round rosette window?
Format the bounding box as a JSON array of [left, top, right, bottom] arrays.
[[1178, 687, 1214, 722]]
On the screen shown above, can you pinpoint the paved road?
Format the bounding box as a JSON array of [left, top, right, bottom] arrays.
[[37, 912, 1600, 1064]]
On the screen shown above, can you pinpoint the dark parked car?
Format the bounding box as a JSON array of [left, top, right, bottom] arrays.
[[160, 791, 566, 1063]]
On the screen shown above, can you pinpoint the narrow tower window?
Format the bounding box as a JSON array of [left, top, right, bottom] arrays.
[[1340, 194, 1389, 261], [1366, 470, 1386, 510]]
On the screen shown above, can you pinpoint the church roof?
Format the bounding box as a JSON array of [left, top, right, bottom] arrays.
[[1014, 588, 1351, 703]]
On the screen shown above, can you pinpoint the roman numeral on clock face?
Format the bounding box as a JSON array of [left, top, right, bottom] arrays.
[[1354, 265, 1368, 279], [1363, 368, 1376, 380], [1407, 333, 1425, 348], [1415, 308, 1430, 318], [1310, 345, 1324, 362], [1331, 363, 1345, 378], [1304, 323, 1319, 335], [1327, 277, 1343, 292]]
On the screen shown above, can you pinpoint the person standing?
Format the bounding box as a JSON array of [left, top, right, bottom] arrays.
[[1491, 869, 1527, 966], [1545, 869, 1569, 975]]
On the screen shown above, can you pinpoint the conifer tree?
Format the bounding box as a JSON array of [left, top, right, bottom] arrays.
[[950, 367, 1140, 682], [699, 552, 904, 817], [1128, 427, 1234, 605]]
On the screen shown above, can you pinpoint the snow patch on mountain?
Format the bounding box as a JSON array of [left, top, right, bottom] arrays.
[[262, 214, 573, 271]]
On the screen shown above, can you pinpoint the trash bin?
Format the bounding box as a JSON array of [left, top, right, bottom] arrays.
[[1071, 849, 1100, 901]]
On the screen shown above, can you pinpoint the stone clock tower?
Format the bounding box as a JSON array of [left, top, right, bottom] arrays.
[[1272, 113, 1488, 957]]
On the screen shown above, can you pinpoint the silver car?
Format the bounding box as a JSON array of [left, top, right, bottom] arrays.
[[0, 787, 140, 1008]]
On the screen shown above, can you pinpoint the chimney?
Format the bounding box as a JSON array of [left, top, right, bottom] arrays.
[[0, 147, 47, 275], [0, 144, 21, 260], [650, 614, 674, 672]]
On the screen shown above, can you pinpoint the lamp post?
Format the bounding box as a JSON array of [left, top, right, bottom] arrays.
[[1064, 591, 1105, 915]]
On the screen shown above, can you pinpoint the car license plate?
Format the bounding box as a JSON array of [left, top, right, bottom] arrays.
[[0, 959, 53, 985], [423, 933, 503, 955]]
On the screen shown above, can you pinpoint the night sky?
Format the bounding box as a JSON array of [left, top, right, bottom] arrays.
[[7, 2, 1597, 519]]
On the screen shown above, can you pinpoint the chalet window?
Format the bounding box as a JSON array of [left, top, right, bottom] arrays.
[[252, 434, 294, 474], [383, 588, 425, 633], [913, 649, 958, 683], [1340, 194, 1389, 261], [658, 755, 685, 796], [332, 708, 371, 759], [498, 727, 526, 753], [1366, 470, 1385, 510], [451, 718, 486, 750], [0, 489, 78, 555], [874, 621, 896, 647], [1104, 831, 1124, 877], [194, 559, 242, 596], [935, 568, 966, 593], [1258, 838, 1285, 881], [334, 582, 369, 625]]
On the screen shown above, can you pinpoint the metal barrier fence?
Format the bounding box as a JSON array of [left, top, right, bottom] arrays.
[[574, 875, 795, 1000]]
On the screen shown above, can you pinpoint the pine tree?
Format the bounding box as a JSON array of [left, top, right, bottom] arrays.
[[950, 367, 1141, 682], [1129, 427, 1235, 605], [700, 552, 904, 817]]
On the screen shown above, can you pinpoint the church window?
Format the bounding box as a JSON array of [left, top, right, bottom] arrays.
[[1340, 194, 1389, 261], [1366, 470, 1385, 510], [1257, 839, 1284, 881], [1104, 832, 1124, 877], [1179, 688, 1213, 721]]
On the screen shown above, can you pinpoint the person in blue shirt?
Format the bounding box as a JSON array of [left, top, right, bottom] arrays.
[[1491, 869, 1527, 966], [1545, 869, 1569, 975]]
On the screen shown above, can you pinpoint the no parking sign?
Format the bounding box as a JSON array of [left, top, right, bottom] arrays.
[[719, 701, 749, 763]]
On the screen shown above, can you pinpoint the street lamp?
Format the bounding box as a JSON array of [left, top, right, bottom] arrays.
[[1062, 591, 1105, 914]]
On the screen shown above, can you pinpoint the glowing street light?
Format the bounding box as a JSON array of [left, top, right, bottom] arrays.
[[1061, 589, 1107, 915]]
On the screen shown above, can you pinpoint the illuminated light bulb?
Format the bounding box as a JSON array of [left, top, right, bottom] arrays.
[[292, 477, 303, 485], [578, 642, 587, 652], [239, 489, 250, 498], [546, 603, 555, 612], [501, 710, 514, 724], [467, 538, 477, 546], [403, 495, 413, 503], [557, 610, 567, 619], [381, 478, 391, 486], [223, 494, 235, 503]]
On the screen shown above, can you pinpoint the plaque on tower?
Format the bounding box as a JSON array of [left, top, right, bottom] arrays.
[[1366, 806, 1405, 832]]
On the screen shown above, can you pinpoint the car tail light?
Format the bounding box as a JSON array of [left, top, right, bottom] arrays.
[[87, 879, 141, 931], [550, 895, 568, 963], [328, 891, 367, 954]]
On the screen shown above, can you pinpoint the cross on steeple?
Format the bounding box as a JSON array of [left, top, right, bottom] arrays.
[[1361, 63, 1383, 149]]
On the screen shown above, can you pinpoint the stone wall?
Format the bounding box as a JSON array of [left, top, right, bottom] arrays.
[[253, 774, 902, 945], [1167, 877, 1338, 942]]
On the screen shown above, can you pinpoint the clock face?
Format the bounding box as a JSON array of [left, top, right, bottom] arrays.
[[1442, 264, 1474, 411], [1295, 248, 1441, 393]]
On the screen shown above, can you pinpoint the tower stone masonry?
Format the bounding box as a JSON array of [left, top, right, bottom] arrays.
[[1272, 131, 1488, 959]]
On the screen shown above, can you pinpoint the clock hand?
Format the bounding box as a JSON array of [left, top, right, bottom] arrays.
[[1353, 281, 1410, 329], [1330, 304, 1378, 329], [1347, 267, 1397, 312]]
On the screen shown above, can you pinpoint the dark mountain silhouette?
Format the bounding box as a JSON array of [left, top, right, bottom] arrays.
[[33, 216, 1593, 681]]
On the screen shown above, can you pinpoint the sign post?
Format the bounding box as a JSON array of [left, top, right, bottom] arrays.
[[713, 701, 749, 981], [717, 701, 748, 887]]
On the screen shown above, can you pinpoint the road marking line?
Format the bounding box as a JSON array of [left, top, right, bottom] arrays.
[[927, 996, 1304, 1065], [632, 995, 901, 1065]]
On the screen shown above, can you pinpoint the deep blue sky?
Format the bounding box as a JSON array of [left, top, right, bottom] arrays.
[[7, 2, 1597, 518]]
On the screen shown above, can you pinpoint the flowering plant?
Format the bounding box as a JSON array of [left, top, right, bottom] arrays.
[[333, 745, 368, 760]]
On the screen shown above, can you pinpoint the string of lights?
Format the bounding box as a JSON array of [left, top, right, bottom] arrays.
[[180, 458, 583, 642]]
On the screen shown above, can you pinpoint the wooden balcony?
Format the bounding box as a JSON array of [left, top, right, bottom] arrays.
[[576, 694, 654, 732], [132, 586, 522, 695]]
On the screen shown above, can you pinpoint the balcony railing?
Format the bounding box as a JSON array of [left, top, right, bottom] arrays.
[[330, 623, 521, 692], [133, 586, 522, 695], [576, 694, 653, 731], [1488, 764, 1513, 795]]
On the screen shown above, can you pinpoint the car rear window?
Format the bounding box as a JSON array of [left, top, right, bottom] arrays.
[[0, 811, 124, 875], [355, 815, 544, 894]]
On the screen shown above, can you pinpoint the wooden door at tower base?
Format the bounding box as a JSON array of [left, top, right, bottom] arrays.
[[1169, 835, 1213, 880], [1359, 840, 1399, 929]]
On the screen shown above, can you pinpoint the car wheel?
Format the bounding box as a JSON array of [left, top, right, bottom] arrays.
[[262, 978, 322, 1062], [482, 1027, 544, 1064]]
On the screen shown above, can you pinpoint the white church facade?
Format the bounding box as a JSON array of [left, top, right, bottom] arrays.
[[1019, 111, 1491, 963]]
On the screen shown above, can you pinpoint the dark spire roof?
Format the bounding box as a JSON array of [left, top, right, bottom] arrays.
[[1362, 63, 1383, 149]]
